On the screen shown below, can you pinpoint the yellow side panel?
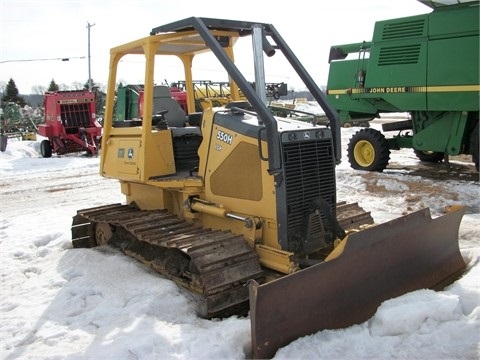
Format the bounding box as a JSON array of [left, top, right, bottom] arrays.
[[210, 142, 262, 201], [101, 131, 176, 182], [203, 124, 279, 247], [142, 130, 176, 180], [102, 137, 142, 181], [117, 139, 141, 175]]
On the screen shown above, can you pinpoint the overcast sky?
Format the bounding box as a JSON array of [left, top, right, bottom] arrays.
[[0, 0, 430, 94]]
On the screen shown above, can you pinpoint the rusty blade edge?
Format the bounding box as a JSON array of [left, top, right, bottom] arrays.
[[249, 206, 466, 359]]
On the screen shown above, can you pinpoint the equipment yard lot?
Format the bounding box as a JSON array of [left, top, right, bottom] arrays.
[[1, 2, 478, 357], [0, 128, 478, 359]]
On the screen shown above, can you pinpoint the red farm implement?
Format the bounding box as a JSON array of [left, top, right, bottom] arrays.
[[37, 90, 102, 157]]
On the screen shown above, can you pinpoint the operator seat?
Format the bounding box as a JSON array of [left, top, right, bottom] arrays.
[[153, 86, 187, 127]]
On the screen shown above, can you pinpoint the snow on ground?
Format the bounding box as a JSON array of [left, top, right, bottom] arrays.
[[0, 123, 479, 359]]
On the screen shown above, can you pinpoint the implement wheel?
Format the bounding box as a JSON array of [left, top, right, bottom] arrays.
[[0, 134, 7, 152], [347, 128, 390, 172], [40, 140, 52, 158], [413, 150, 444, 163]]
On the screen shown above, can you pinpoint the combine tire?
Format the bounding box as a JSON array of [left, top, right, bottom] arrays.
[[40, 140, 52, 158], [471, 121, 479, 171], [413, 150, 444, 163], [347, 128, 390, 172]]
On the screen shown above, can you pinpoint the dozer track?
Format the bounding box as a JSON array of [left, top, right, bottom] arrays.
[[71, 202, 373, 319], [72, 203, 265, 318]]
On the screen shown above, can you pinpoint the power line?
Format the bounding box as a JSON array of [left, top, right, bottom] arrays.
[[0, 56, 86, 64]]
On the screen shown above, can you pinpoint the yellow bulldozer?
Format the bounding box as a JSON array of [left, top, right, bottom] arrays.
[[71, 17, 466, 358]]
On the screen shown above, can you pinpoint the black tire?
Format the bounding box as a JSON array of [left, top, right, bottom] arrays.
[[413, 149, 444, 163], [471, 121, 479, 171], [347, 128, 390, 172], [40, 140, 52, 158], [96, 136, 102, 151], [0, 134, 7, 152]]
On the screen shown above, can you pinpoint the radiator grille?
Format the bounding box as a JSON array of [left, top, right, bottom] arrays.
[[378, 44, 421, 66], [282, 136, 336, 252], [61, 103, 92, 128], [381, 19, 426, 40]]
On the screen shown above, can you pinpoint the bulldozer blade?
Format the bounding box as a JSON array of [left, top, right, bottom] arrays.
[[249, 206, 466, 359]]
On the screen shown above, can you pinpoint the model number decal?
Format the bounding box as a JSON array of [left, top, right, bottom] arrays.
[[216, 130, 233, 145]]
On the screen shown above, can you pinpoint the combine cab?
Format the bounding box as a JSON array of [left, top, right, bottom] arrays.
[[71, 17, 466, 358], [38, 90, 102, 157]]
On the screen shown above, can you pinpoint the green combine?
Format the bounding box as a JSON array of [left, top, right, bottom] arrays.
[[326, 0, 479, 171]]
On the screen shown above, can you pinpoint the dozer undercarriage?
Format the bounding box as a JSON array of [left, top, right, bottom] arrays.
[[71, 17, 466, 358], [72, 203, 264, 318], [72, 201, 374, 319]]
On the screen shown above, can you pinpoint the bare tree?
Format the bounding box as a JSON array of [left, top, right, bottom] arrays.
[[31, 85, 46, 95], [71, 81, 84, 90]]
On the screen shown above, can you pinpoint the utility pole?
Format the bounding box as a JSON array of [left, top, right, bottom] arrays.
[[87, 21, 96, 92]]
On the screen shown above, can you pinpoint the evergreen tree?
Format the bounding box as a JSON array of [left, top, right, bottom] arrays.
[[47, 79, 60, 92], [1, 78, 26, 107], [84, 79, 97, 91]]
